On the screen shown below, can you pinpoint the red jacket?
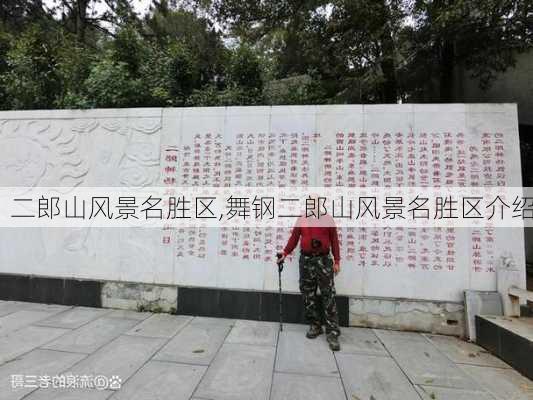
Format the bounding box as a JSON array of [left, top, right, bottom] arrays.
[[283, 215, 340, 263]]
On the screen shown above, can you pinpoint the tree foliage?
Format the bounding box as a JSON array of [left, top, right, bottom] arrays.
[[0, 0, 531, 110], [405, 0, 533, 101], [2, 25, 62, 109]]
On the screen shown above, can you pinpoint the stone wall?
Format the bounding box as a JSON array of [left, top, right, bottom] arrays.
[[0, 105, 526, 334]]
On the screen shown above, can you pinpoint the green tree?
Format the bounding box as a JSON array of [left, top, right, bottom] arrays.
[[83, 53, 143, 108], [1, 0, 50, 32], [1, 0, 532, 109], [406, 0, 533, 102], [55, 33, 97, 108], [200, 0, 406, 103], [144, 1, 227, 88], [186, 43, 264, 106], [263, 73, 326, 105], [206, 0, 329, 78], [112, 24, 148, 75], [227, 44, 263, 91], [0, 31, 12, 109], [48, 0, 136, 43], [137, 44, 175, 106], [2, 25, 61, 109], [322, 0, 406, 103]]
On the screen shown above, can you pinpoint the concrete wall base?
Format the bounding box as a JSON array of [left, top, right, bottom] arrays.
[[101, 281, 177, 313], [349, 297, 465, 337], [0, 272, 467, 335]]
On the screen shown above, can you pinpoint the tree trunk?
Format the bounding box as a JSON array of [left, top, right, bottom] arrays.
[[75, 0, 88, 43], [439, 38, 455, 102], [436, 0, 455, 102], [380, 35, 397, 103], [379, 1, 398, 103]]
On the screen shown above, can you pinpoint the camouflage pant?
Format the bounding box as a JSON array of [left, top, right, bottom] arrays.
[[299, 253, 340, 335]]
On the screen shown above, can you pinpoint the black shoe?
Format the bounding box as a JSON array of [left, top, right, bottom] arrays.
[[327, 332, 340, 351], [306, 324, 323, 339]]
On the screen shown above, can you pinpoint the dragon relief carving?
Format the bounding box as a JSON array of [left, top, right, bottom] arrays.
[[0, 119, 89, 187], [0, 116, 162, 256], [71, 117, 162, 187], [118, 118, 162, 187]]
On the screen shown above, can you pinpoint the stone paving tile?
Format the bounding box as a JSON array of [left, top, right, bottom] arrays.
[[336, 352, 420, 400], [375, 329, 422, 341], [194, 343, 275, 400], [424, 334, 511, 368], [34, 307, 111, 329], [279, 323, 307, 333], [124, 314, 191, 338], [0, 309, 66, 335], [275, 330, 339, 377], [225, 320, 278, 347], [64, 335, 167, 385], [337, 327, 389, 356], [461, 364, 533, 400], [0, 303, 531, 400], [112, 360, 207, 400], [0, 325, 70, 365], [21, 303, 72, 313], [190, 316, 235, 327], [375, 329, 482, 390], [270, 372, 346, 400], [0, 301, 70, 317], [41, 317, 142, 354], [416, 385, 495, 400], [0, 348, 86, 400], [154, 317, 231, 365], [0, 301, 33, 317], [105, 309, 152, 321], [24, 389, 114, 400]]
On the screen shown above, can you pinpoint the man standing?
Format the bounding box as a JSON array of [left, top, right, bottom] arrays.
[[277, 209, 341, 351]]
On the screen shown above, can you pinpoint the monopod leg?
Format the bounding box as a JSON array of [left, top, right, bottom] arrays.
[[278, 263, 283, 331], [276, 252, 284, 332]]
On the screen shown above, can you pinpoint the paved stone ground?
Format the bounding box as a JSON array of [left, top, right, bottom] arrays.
[[1, 300, 532, 400]]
